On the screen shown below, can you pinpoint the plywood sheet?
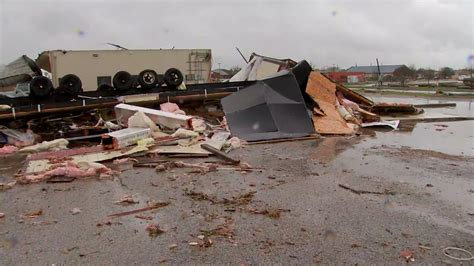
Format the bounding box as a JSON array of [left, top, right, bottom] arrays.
[[306, 72, 354, 135]]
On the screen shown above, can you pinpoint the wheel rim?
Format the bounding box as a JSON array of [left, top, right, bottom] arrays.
[[32, 78, 50, 96], [143, 72, 155, 84], [170, 72, 179, 82]]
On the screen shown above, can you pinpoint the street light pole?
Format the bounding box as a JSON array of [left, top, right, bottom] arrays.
[[218, 63, 221, 81]]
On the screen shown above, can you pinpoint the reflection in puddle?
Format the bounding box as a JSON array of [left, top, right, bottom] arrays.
[[310, 137, 363, 163], [360, 96, 474, 156], [370, 121, 473, 156]]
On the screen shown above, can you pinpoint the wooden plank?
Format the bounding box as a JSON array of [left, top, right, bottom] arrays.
[[201, 144, 240, 165], [414, 103, 456, 108], [335, 83, 374, 107], [148, 144, 211, 155], [0, 101, 119, 120]]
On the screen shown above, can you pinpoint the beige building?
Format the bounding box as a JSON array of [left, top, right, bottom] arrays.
[[36, 49, 212, 91]]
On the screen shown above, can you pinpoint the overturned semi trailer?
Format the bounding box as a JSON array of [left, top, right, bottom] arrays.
[[36, 49, 212, 96]]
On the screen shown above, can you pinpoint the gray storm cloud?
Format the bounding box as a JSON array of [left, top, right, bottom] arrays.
[[0, 0, 472, 69]]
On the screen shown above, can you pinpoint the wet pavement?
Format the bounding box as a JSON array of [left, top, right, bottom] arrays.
[[364, 95, 474, 156], [0, 95, 473, 264]]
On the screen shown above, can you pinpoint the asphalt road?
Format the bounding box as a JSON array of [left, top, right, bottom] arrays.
[[1, 134, 473, 264]]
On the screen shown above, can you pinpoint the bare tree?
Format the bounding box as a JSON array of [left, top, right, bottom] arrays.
[[422, 69, 435, 84], [393, 66, 415, 86]]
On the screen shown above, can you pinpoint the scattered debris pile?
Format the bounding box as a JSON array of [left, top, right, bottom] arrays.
[[0, 52, 433, 187]]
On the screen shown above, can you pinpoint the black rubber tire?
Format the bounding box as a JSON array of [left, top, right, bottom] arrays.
[[138, 69, 158, 89], [98, 84, 115, 95], [59, 74, 82, 96], [113, 71, 133, 91], [30, 76, 53, 97], [164, 68, 184, 87]]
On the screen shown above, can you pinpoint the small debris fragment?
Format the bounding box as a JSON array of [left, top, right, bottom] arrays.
[[189, 242, 199, 246], [338, 184, 395, 195], [22, 210, 43, 218], [135, 215, 153, 220], [113, 158, 139, 165], [71, 208, 82, 215], [31, 220, 58, 226], [47, 176, 76, 183], [418, 245, 432, 250], [442, 246, 474, 261], [201, 218, 235, 238], [0, 181, 16, 191], [114, 195, 139, 205], [200, 236, 213, 248], [108, 201, 170, 217], [168, 244, 178, 249], [248, 208, 290, 219], [146, 224, 165, 238], [96, 220, 122, 227], [400, 249, 415, 262], [0, 213, 5, 218], [426, 184, 433, 187], [197, 235, 205, 240]]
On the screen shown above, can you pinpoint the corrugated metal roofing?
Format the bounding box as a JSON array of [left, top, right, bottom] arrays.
[[345, 65, 404, 74], [0, 55, 37, 80]]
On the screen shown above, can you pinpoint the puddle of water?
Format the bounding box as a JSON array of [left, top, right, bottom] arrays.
[[365, 95, 474, 117], [371, 121, 474, 156], [361, 96, 474, 156], [361, 89, 474, 96]]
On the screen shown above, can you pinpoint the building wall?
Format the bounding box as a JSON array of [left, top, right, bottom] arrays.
[[327, 72, 365, 83], [41, 49, 212, 91]]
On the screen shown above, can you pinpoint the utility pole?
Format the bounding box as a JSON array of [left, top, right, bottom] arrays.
[[376, 58, 382, 86]]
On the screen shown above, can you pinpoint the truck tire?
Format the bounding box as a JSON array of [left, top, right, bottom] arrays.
[[30, 76, 53, 97], [59, 74, 82, 96], [164, 68, 183, 87], [113, 71, 132, 91], [138, 69, 158, 89], [98, 84, 115, 95]]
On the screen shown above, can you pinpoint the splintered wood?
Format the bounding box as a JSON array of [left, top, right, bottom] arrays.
[[305, 72, 354, 135]]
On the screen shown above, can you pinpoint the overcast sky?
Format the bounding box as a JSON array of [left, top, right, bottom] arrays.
[[0, 0, 472, 70]]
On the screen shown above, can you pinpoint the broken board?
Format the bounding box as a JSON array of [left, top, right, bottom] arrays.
[[305, 72, 354, 135], [26, 145, 148, 174]]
